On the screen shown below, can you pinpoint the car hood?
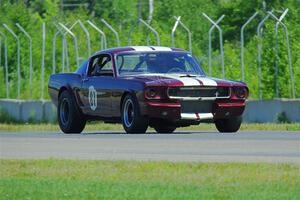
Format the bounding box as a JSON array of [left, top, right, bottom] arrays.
[[119, 73, 247, 87]]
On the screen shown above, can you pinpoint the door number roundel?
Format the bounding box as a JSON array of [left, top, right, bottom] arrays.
[[88, 86, 97, 111]]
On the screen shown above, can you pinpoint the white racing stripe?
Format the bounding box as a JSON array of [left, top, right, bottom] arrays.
[[199, 113, 214, 120], [166, 74, 200, 86], [133, 73, 217, 87], [181, 113, 198, 120], [151, 46, 172, 51], [177, 77, 200, 86], [136, 73, 201, 86], [131, 46, 153, 51], [195, 77, 217, 86], [163, 74, 218, 87], [131, 46, 173, 52], [181, 113, 214, 120]]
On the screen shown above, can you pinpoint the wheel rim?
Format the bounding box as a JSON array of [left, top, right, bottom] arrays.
[[60, 98, 69, 126], [123, 99, 134, 128]]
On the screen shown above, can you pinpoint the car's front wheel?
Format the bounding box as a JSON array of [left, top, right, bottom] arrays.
[[58, 90, 86, 134], [215, 116, 242, 133], [121, 94, 148, 133]]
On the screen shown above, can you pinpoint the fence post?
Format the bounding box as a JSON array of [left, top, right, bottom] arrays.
[[59, 22, 80, 68], [16, 23, 33, 99], [171, 16, 181, 48], [268, 9, 295, 99], [101, 19, 120, 47], [0, 32, 9, 98], [86, 20, 107, 50], [52, 22, 70, 73], [240, 12, 258, 82], [3, 24, 21, 99], [257, 13, 270, 100], [53, 23, 66, 73], [128, 20, 139, 46], [202, 13, 225, 79], [139, 19, 160, 46], [41, 22, 45, 100], [64, 34, 70, 72], [0, 39, 1, 69], [0, 38, 2, 97], [172, 16, 192, 53], [69, 20, 91, 57]]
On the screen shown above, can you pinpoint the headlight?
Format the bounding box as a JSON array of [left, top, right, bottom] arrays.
[[233, 87, 248, 99], [145, 88, 157, 98], [144, 87, 167, 100]]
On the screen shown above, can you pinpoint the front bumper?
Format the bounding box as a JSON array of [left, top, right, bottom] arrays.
[[145, 100, 245, 121]]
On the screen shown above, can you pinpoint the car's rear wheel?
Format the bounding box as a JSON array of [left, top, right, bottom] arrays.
[[154, 126, 176, 133], [215, 116, 242, 133], [58, 90, 86, 133], [121, 94, 148, 133]]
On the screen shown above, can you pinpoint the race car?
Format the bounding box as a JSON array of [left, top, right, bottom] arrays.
[[48, 46, 248, 134]]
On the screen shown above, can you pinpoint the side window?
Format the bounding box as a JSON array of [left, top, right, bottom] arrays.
[[101, 57, 112, 70], [88, 54, 113, 77]]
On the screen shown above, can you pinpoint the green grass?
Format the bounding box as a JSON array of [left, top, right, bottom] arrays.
[[0, 159, 299, 200], [0, 122, 299, 132]]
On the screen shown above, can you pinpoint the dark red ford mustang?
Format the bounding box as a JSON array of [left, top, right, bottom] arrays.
[[48, 46, 248, 134]]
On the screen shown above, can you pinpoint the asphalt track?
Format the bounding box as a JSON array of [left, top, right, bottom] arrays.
[[1, 131, 299, 163]]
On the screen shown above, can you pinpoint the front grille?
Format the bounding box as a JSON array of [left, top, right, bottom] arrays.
[[168, 86, 230, 99]]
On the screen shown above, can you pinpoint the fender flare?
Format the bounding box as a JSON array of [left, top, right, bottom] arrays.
[[58, 85, 84, 114]]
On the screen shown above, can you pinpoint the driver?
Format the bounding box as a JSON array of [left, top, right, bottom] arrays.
[[159, 54, 186, 73], [146, 54, 162, 73], [145, 53, 186, 73]]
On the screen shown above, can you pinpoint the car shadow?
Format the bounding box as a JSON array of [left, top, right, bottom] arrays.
[[81, 131, 215, 135]]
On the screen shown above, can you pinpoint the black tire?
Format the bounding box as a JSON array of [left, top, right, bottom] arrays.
[[154, 126, 176, 133], [121, 94, 148, 133], [58, 90, 86, 133], [215, 116, 242, 133]]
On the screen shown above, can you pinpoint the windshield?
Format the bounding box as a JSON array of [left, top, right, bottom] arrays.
[[116, 52, 205, 76]]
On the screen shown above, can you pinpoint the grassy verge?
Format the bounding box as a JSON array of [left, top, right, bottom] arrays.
[[0, 159, 299, 199], [0, 122, 300, 132]]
